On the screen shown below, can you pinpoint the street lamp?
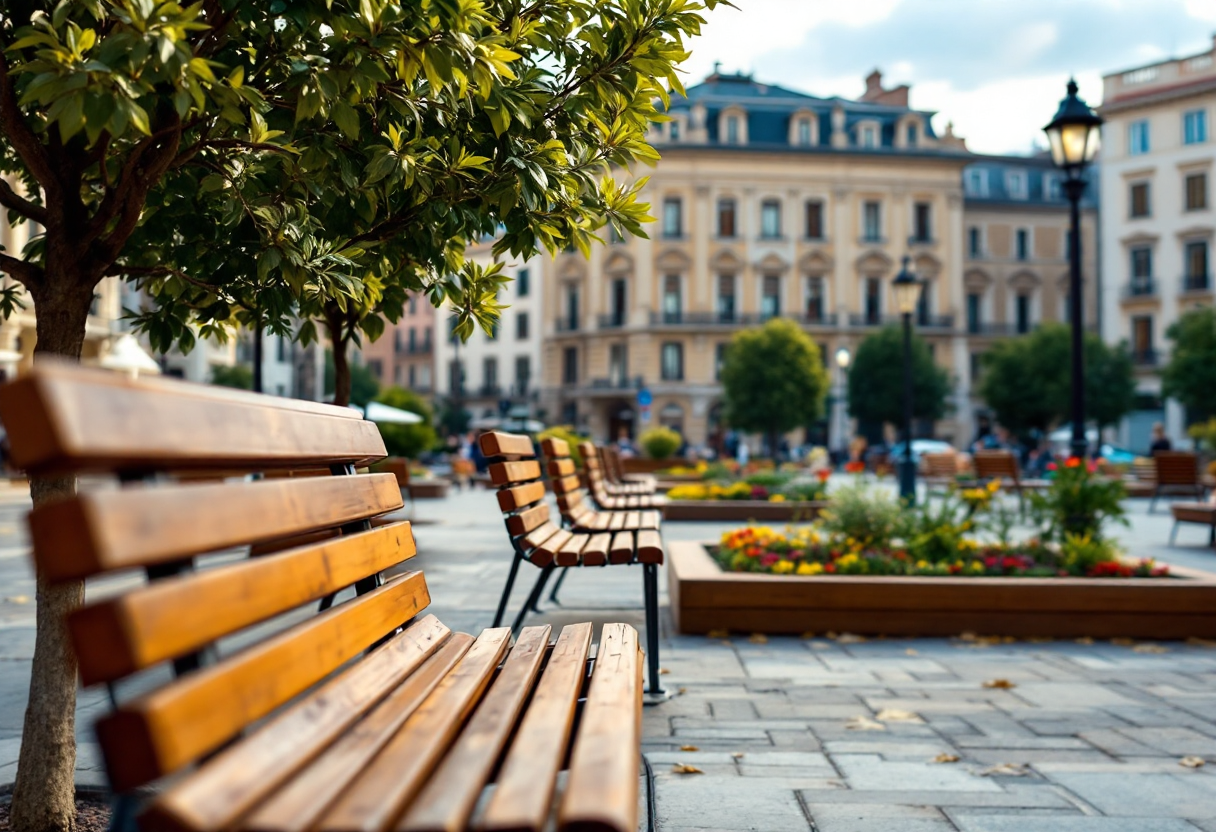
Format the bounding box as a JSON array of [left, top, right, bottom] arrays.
[[1044, 78, 1103, 461], [892, 256, 922, 504], [834, 347, 851, 461]]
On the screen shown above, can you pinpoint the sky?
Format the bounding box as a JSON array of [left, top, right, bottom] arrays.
[[680, 0, 1216, 155]]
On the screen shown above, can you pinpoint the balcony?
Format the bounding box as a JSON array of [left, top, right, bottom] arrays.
[[477, 384, 503, 398], [554, 317, 580, 333], [647, 311, 840, 328], [597, 313, 628, 329], [399, 340, 432, 355], [1183, 273, 1212, 293], [1121, 280, 1158, 301], [1132, 349, 1159, 367], [848, 313, 955, 329], [588, 376, 642, 390]]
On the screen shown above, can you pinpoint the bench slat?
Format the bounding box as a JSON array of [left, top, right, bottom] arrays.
[[97, 571, 430, 792], [608, 532, 634, 565], [71, 522, 417, 686], [555, 533, 588, 567], [142, 616, 452, 832], [480, 623, 593, 832], [489, 460, 542, 486], [547, 458, 576, 478], [521, 523, 563, 567], [400, 625, 552, 832], [316, 628, 512, 832], [551, 474, 581, 495], [480, 432, 535, 458], [505, 503, 551, 536], [497, 481, 546, 512], [581, 533, 611, 567], [534, 529, 573, 565], [558, 624, 641, 832], [636, 530, 665, 565], [31, 474, 403, 583], [237, 632, 475, 832], [0, 363, 385, 475], [540, 437, 570, 458]]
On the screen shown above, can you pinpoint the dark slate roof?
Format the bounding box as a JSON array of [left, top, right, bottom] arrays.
[[962, 153, 1099, 207]]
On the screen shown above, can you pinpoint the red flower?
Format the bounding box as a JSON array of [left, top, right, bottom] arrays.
[[1047, 462, 1058, 471], [844, 460, 866, 474], [760, 553, 780, 567], [1065, 457, 1082, 469], [816, 468, 832, 482], [825, 562, 837, 573]]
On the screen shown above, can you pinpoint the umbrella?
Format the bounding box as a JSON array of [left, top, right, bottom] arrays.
[[100, 334, 161, 377], [349, 401, 423, 424]]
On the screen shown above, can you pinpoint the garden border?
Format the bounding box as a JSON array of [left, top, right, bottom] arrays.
[[668, 540, 1216, 638], [662, 500, 827, 522]]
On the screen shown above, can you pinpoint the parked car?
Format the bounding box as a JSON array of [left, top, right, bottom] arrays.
[[888, 439, 955, 464]]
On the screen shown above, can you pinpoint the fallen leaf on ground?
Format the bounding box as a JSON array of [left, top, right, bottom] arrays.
[[1132, 643, 1170, 654], [836, 633, 867, 644], [1110, 637, 1134, 646], [731, 752, 745, 759], [707, 629, 730, 639], [1181, 756, 1206, 768], [677, 687, 688, 695], [825, 631, 840, 640], [932, 753, 961, 763], [671, 764, 704, 774], [958, 631, 978, 642], [749, 633, 769, 644], [905, 648, 919, 655], [679, 745, 699, 752], [1075, 637, 1094, 645], [1026, 636, 1053, 643], [979, 762, 1030, 776], [876, 708, 923, 723], [845, 715, 886, 731], [801, 631, 816, 639], [4, 595, 29, 604], [810, 641, 832, 650], [982, 679, 1016, 689], [659, 667, 671, 675]]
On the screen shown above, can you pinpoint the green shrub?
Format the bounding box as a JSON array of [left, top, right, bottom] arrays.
[[538, 425, 590, 467], [1028, 458, 1127, 541], [743, 471, 794, 488], [210, 364, 253, 390], [640, 426, 681, 460], [817, 482, 902, 549], [374, 387, 437, 459]]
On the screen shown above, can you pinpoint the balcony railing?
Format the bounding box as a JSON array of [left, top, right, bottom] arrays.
[[1122, 279, 1157, 300], [1183, 273, 1211, 292], [848, 313, 955, 329], [587, 376, 643, 390], [1132, 349, 1159, 367], [477, 384, 503, 397], [647, 311, 839, 327], [554, 317, 580, 332], [399, 340, 432, 355], [597, 313, 628, 329]]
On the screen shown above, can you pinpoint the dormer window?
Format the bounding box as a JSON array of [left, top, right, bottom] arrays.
[[862, 126, 877, 148], [726, 115, 740, 144], [669, 120, 680, 141], [965, 169, 989, 197], [797, 119, 812, 146], [1006, 171, 1028, 200], [906, 123, 918, 146]]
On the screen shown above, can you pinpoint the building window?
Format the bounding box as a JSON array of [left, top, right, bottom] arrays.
[[408, 365, 416, 388], [419, 364, 431, 388], [609, 277, 628, 326], [1186, 173, 1208, 212], [486, 320, 497, 341], [1128, 119, 1150, 155], [367, 358, 383, 381], [1185, 241, 1209, 291], [608, 343, 628, 387], [717, 274, 736, 321], [805, 276, 824, 322], [1130, 182, 1151, 218], [916, 282, 932, 326], [516, 311, 529, 340], [660, 342, 684, 381], [565, 284, 580, 331], [966, 292, 982, 334], [662, 197, 682, 238], [483, 357, 498, 392], [906, 123, 918, 146], [862, 201, 881, 242], [1045, 175, 1061, 201], [968, 226, 982, 257], [517, 268, 530, 296], [715, 343, 727, 380], [662, 274, 682, 323], [805, 200, 824, 239], [1130, 246, 1153, 288], [1015, 228, 1029, 261], [1006, 171, 1027, 200], [761, 275, 781, 318], [797, 118, 812, 146], [449, 359, 465, 394], [1184, 109, 1208, 145], [864, 277, 881, 324], [1015, 293, 1031, 334], [717, 198, 736, 237], [408, 295, 417, 314], [912, 202, 932, 243], [760, 199, 782, 239], [1132, 315, 1154, 362], [424, 326, 432, 350], [562, 347, 578, 384], [725, 115, 740, 144], [515, 355, 531, 394], [669, 119, 680, 141], [861, 125, 877, 148], [965, 169, 988, 197]]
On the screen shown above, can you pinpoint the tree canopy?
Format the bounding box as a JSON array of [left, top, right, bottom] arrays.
[[720, 318, 829, 455], [847, 326, 952, 429], [1163, 307, 1216, 421], [978, 323, 1136, 434], [374, 386, 437, 458]]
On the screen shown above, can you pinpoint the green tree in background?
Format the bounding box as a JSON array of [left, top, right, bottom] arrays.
[[720, 318, 829, 457], [979, 324, 1135, 435], [1163, 307, 1216, 421], [374, 387, 437, 459], [209, 364, 253, 390], [847, 326, 952, 430]]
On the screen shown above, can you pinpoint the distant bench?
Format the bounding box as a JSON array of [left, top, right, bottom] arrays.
[[1, 363, 643, 832]]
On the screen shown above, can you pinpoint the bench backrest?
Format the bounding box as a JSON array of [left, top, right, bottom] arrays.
[[578, 441, 615, 501], [973, 450, 1019, 482], [541, 437, 591, 522], [602, 445, 627, 484], [479, 430, 572, 566], [0, 363, 430, 799], [1154, 451, 1199, 486], [921, 452, 958, 479]]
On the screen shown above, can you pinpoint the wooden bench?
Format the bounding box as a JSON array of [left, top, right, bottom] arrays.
[[600, 446, 657, 495], [1, 363, 643, 832], [1171, 494, 1216, 546], [921, 451, 963, 490], [1151, 451, 1205, 513], [546, 438, 662, 533], [480, 430, 666, 698], [581, 442, 666, 511], [972, 450, 1046, 512]]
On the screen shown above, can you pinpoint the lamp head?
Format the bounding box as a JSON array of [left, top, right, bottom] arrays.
[[835, 346, 851, 369], [1044, 78, 1103, 173], [892, 255, 922, 316]]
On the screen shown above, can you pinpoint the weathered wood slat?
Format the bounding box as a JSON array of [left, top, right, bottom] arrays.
[[535, 529, 574, 565], [30, 474, 403, 583], [0, 363, 385, 475], [70, 522, 416, 686], [496, 481, 546, 512], [399, 626, 552, 832], [480, 623, 593, 832], [555, 533, 588, 567], [489, 460, 542, 486], [581, 533, 611, 568], [237, 633, 475, 832], [558, 624, 641, 832], [547, 458, 576, 478], [540, 437, 570, 458], [96, 572, 430, 792], [636, 530, 664, 565], [480, 432, 535, 458], [141, 616, 451, 832], [505, 504, 551, 537], [608, 532, 634, 566], [316, 628, 512, 832], [520, 524, 563, 567]]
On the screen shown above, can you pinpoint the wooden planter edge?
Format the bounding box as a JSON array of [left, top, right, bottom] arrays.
[[662, 500, 827, 522]]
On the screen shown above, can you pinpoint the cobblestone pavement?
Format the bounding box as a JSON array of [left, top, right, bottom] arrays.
[[4, 480, 1216, 830]]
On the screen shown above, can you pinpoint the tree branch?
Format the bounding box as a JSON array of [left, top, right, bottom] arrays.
[[0, 251, 42, 288], [0, 177, 46, 224], [0, 52, 57, 196], [110, 264, 219, 293]]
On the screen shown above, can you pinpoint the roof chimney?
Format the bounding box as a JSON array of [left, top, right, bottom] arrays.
[[862, 69, 884, 101]]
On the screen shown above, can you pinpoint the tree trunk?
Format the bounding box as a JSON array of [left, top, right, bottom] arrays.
[[252, 317, 264, 394], [326, 315, 351, 407], [10, 279, 95, 832]]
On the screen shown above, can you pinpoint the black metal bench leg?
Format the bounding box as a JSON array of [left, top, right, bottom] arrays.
[[643, 563, 664, 696], [529, 565, 557, 613], [1210, 522, 1215, 548], [511, 566, 553, 633], [547, 567, 571, 604], [493, 554, 524, 628]]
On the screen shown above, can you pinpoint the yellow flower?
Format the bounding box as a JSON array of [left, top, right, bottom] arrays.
[[769, 493, 787, 502], [986, 478, 1001, 493], [969, 561, 984, 572], [916, 560, 929, 569], [797, 561, 824, 575], [837, 553, 860, 568], [772, 560, 795, 574]]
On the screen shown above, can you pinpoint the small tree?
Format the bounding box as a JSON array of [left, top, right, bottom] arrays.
[[720, 318, 829, 457], [209, 364, 253, 390], [848, 326, 951, 431], [374, 387, 436, 459], [1163, 307, 1216, 421], [639, 426, 681, 460]]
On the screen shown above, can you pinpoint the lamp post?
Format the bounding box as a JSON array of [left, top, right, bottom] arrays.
[[1044, 78, 1103, 461], [892, 256, 922, 504], [834, 346, 851, 463]]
